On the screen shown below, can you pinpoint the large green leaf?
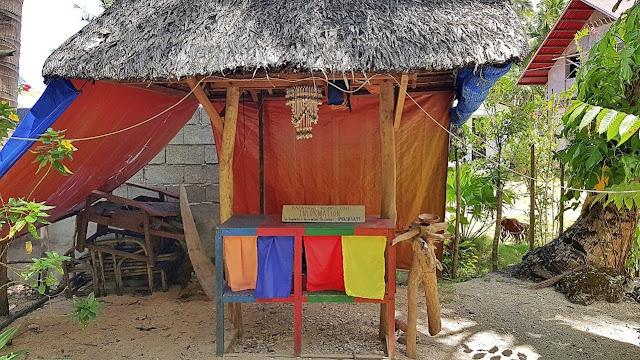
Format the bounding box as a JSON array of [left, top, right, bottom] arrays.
[[598, 109, 618, 134], [618, 114, 640, 145], [579, 106, 602, 131], [567, 102, 589, 127], [607, 112, 628, 140]]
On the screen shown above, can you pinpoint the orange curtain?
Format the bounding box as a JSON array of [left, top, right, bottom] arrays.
[[215, 92, 453, 269]]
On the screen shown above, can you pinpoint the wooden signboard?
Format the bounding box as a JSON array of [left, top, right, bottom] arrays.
[[282, 205, 365, 223]]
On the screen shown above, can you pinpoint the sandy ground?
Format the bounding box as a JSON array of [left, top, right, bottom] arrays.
[[1, 273, 639, 360]]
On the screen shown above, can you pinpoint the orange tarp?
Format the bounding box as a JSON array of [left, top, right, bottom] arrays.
[[215, 92, 453, 269]]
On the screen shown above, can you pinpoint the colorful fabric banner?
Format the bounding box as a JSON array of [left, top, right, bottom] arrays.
[[341, 236, 386, 299], [303, 236, 345, 292], [223, 236, 258, 291], [255, 236, 295, 298]]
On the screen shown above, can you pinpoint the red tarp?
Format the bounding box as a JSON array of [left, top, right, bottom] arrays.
[[0, 80, 199, 224]]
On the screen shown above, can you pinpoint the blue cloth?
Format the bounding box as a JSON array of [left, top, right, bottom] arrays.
[[450, 63, 512, 127], [327, 80, 351, 111], [0, 79, 80, 178], [255, 236, 295, 298]]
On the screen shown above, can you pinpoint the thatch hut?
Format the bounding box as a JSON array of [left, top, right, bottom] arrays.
[[0, 0, 527, 357]]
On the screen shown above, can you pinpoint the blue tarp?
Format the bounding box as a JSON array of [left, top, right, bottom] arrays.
[[449, 63, 512, 127], [255, 236, 295, 299], [0, 79, 80, 178]]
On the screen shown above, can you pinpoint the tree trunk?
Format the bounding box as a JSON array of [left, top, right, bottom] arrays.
[[492, 187, 503, 272], [0, 0, 22, 317], [512, 202, 638, 280], [0, 0, 22, 106]]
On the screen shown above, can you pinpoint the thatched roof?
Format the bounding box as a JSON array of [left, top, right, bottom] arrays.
[[43, 0, 528, 82]]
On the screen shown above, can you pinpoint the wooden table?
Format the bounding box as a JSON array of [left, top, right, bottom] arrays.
[[215, 215, 396, 357]]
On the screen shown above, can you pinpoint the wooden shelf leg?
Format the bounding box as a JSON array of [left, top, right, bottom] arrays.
[[294, 234, 303, 356], [215, 232, 225, 356]]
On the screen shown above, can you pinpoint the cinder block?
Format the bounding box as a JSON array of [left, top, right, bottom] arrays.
[[148, 149, 166, 165], [184, 165, 219, 184], [187, 108, 201, 126], [127, 169, 144, 183], [169, 129, 184, 144], [205, 145, 218, 164], [205, 184, 220, 203], [166, 145, 204, 165], [112, 186, 128, 198], [184, 125, 214, 145], [144, 165, 184, 185], [183, 185, 207, 202]]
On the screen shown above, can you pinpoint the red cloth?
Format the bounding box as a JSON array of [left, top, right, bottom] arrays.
[[303, 236, 345, 292]]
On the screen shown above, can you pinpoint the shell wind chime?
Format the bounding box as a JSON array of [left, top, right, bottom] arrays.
[[392, 213, 450, 359], [285, 86, 323, 140]]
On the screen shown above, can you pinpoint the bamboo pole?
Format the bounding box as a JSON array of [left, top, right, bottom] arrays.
[[378, 80, 396, 341], [529, 144, 535, 251], [219, 87, 242, 335], [452, 147, 461, 279]]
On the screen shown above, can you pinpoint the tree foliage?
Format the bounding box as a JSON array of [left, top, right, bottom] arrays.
[[557, 2, 640, 209]]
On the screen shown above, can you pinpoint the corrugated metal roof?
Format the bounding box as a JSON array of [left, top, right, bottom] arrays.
[[517, 0, 633, 86]]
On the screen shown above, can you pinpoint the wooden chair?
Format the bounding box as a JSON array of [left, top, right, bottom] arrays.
[[69, 183, 186, 295], [62, 247, 99, 298], [87, 237, 181, 295]]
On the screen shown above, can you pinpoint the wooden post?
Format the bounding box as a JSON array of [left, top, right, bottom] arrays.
[[452, 147, 461, 279], [406, 251, 420, 359], [220, 87, 240, 223], [529, 144, 535, 251], [559, 162, 565, 236], [185, 78, 224, 135], [378, 80, 396, 340], [393, 74, 409, 130], [219, 87, 242, 336]]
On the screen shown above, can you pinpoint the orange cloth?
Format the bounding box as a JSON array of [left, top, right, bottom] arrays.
[[223, 236, 258, 291]]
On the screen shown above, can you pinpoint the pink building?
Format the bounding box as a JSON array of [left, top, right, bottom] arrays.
[[518, 0, 633, 97]]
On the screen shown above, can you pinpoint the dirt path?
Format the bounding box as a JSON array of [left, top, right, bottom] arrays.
[[2, 273, 639, 359]]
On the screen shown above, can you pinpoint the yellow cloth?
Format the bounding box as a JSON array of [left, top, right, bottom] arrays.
[[223, 236, 258, 291], [341, 236, 386, 299]]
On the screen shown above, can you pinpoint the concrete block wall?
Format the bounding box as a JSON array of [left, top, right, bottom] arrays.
[[112, 107, 219, 204]]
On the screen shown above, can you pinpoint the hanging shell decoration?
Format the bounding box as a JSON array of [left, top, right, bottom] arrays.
[[285, 86, 323, 140]]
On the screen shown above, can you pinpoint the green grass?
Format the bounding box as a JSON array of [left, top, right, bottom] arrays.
[[475, 235, 529, 275]]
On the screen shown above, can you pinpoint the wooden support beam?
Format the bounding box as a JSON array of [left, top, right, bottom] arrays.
[[378, 80, 397, 341], [379, 80, 397, 223], [410, 73, 418, 89], [219, 86, 242, 336], [393, 74, 409, 131], [186, 77, 224, 134]]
